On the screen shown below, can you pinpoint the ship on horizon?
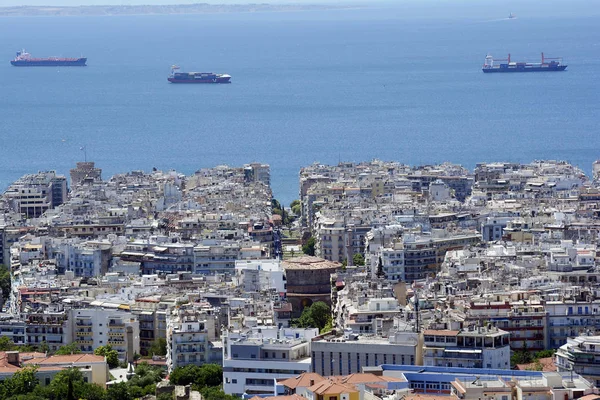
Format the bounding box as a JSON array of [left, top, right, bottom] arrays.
[[168, 65, 231, 83], [10, 49, 87, 66], [482, 53, 567, 73], [508, 12, 516, 19]]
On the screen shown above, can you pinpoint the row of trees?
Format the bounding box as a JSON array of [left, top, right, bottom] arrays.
[[0, 337, 168, 368], [0, 362, 165, 400]]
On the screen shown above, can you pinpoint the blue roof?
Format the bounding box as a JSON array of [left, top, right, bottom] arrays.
[[381, 365, 543, 382]]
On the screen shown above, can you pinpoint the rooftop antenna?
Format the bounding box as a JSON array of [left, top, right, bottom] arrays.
[[80, 145, 87, 162]]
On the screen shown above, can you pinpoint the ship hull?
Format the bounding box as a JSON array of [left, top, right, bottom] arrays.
[[168, 77, 231, 83], [482, 65, 567, 73], [11, 58, 87, 66]]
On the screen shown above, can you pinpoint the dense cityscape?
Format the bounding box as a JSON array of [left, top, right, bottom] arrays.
[[2, 159, 600, 399]]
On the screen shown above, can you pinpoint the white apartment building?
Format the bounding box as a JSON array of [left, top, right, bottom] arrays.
[[233, 259, 286, 294], [193, 240, 240, 275], [68, 307, 140, 362], [556, 335, 600, 387], [223, 327, 318, 397], [166, 306, 223, 371], [423, 326, 511, 369], [545, 300, 600, 349], [377, 243, 405, 281], [339, 297, 402, 335]]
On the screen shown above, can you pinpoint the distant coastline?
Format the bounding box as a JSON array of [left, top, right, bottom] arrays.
[[0, 3, 355, 17]]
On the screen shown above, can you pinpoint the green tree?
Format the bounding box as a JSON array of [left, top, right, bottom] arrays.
[[94, 345, 119, 369], [0, 335, 16, 351], [149, 338, 167, 356], [38, 341, 49, 354], [170, 364, 203, 386], [294, 301, 332, 332], [48, 367, 84, 400], [169, 364, 200, 386], [157, 393, 174, 400], [302, 237, 315, 256], [0, 366, 39, 398], [290, 200, 301, 216], [126, 362, 163, 397], [106, 382, 131, 400], [54, 343, 81, 355], [198, 364, 223, 388], [169, 364, 223, 388], [352, 253, 365, 266], [200, 386, 240, 400], [0, 264, 10, 300]]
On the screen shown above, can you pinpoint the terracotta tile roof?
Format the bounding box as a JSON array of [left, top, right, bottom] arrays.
[[576, 395, 600, 400], [308, 380, 358, 395], [423, 329, 460, 336], [23, 354, 105, 365], [331, 373, 404, 385], [279, 372, 327, 389]]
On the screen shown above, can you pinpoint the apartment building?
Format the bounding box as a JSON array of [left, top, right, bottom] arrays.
[[311, 330, 420, 376], [556, 335, 600, 387], [222, 327, 318, 396], [166, 305, 223, 371], [68, 307, 140, 362], [422, 326, 510, 370]]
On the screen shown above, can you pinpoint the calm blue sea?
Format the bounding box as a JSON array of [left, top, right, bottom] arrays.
[[0, 0, 599, 205]]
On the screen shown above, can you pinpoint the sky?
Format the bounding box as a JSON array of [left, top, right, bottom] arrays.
[[1, 0, 368, 6]]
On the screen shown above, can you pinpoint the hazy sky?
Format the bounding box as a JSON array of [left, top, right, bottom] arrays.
[[1, 0, 364, 5]]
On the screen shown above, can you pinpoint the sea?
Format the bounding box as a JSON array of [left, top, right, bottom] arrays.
[[0, 0, 599, 205]]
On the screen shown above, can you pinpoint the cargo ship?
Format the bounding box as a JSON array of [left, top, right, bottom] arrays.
[[168, 65, 231, 83], [482, 53, 567, 73], [10, 49, 87, 66]]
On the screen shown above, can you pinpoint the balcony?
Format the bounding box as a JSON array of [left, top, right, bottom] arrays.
[[108, 331, 124, 337], [76, 339, 93, 345], [76, 331, 93, 336], [108, 338, 125, 345], [108, 321, 125, 327]]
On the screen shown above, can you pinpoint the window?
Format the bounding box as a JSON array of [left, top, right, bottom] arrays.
[[232, 379, 237, 384]]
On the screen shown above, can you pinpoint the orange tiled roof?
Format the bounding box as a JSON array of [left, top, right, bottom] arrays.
[[279, 373, 327, 389], [308, 379, 358, 395], [23, 354, 105, 365]]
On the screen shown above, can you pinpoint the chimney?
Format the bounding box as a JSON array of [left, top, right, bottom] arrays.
[[6, 351, 20, 367], [126, 326, 134, 364]]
